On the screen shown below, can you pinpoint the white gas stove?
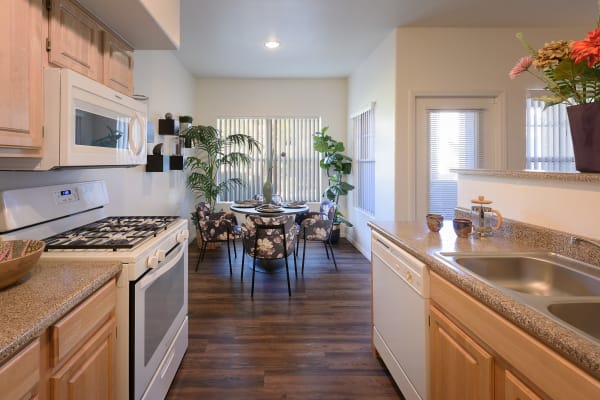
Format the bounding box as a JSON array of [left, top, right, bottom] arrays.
[[0, 181, 189, 400]]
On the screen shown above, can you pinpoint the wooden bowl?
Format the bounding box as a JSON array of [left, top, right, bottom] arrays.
[[0, 240, 45, 289]]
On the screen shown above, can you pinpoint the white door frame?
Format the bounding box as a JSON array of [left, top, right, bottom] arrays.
[[410, 92, 506, 220]]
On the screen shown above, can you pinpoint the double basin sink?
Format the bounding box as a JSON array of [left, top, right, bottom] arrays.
[[436, 252, 600, 343]]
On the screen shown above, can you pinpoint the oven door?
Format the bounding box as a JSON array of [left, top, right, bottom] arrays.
[[131, 240, 188, 400]]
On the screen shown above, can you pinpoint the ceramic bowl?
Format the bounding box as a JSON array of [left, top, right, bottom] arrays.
[[426, 214, 444, 232], [452, 218, 473, 238], [0, 240, 45, 289]]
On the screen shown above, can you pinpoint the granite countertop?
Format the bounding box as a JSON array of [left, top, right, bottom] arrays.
[[0, 260, 121, 363], [369, 220, 600, 380]]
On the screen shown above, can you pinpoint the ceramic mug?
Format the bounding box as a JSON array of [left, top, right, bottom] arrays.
[[426, 213, 444, 232], [453, 218, 473, 238]]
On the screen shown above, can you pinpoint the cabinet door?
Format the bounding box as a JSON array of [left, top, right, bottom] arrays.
[[48, 0, 100, 80], [504, 370, 543, 400], [0, 0, 44, 155], [430, 305, 493, 400], [102, 31, 134, 96], [50, 316, 116, 400], [0, 339, 40, 400]]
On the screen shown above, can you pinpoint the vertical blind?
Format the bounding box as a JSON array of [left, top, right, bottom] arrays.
[[428, 110, 480, 219], [353, 107, 375, 215], [217, 117, 322, 202], [526, 98, 575, 172]]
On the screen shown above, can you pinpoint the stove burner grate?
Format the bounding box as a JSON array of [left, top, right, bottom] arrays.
[[43, 216, 180, 251]]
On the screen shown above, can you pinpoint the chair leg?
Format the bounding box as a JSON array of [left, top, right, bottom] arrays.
[[240, 249, 246, 281], [195, 241, 207, 272], [302, 236, 307, 274], [323, 241, 330, 259], [226, 238, 232, 275], [293, 248, 298, 277], [251, 255, 256, 297], [285, 256, 291, 297], [328, 239, 338, 270], [232, 237, 238, 258]]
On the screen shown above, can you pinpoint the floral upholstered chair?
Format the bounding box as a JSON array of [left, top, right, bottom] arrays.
[[240, 214, 299, 297], [195, 202, 241, 274], [299, 200, 337, 273]]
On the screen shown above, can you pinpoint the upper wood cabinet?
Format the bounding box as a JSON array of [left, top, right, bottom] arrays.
[[102, 31, 134, 96], [0, 0, 44, 156], [48, 0, 102, 81], [48, 0, 134, 95]]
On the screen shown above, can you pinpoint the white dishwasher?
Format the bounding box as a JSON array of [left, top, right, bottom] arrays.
[[371, 231, 429, 400]]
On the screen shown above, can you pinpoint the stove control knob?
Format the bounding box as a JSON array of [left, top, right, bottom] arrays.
[[155, 249, 166, 262], [177, 229, 189, 243], [147, 255, 159, 268]]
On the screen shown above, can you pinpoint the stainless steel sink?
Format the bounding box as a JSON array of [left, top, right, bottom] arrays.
[[450, 255, 600, 297], [547, 302, 600, 341], [436, 251, 600, 343]]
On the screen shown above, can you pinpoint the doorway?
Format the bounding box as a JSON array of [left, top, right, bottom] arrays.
[[415, 96, 503, 219]]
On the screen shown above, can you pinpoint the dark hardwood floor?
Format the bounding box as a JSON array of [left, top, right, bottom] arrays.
[[166, 238, 404, 399]]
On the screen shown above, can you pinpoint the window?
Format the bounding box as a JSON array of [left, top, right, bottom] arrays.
[[217, 117, 322, 202], [353, 107, 375, 215], [526, 97, 575, 171], [428, 110, 481, 219]]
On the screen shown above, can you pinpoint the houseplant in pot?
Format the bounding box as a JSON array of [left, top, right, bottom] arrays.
[[183, 125, 261, 245], [509, 12, 600, 172], [313, 126, 355, 243]]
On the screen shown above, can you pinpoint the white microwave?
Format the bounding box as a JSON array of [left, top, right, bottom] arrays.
[[0, 68, 147, 170]]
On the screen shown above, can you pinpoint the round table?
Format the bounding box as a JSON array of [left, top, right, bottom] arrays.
[[230, 203, 310, 273], [230, 204, 309, 215]]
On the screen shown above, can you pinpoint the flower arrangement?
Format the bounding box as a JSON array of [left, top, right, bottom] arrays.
[[509, 9, 600, 108]]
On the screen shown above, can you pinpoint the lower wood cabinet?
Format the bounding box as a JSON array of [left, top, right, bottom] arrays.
[[0, 339, 40, 400], [0, 278, 117, 400], [430, 305, 493, 400], [430, 271, 600, 400], [50, 316, 116, 400]]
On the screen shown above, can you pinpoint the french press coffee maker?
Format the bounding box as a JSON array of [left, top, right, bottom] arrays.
[[471, 195, 503, 237]]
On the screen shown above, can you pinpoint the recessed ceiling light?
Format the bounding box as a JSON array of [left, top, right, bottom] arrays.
[[265, 40, 280, 49]]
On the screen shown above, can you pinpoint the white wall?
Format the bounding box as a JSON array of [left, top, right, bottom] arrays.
[[194, 77, 348, 211], [457, 174, 600, 239], [0, 51, 196, 224], [347, 29, 397, 257]]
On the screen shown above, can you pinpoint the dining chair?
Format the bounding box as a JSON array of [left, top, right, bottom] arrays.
[[195, 202, 239, 274], [240, 214, 299, 297], [299, 199, 337, 273]]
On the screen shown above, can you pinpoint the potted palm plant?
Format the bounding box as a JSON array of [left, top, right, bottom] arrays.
[[183, 125, 261, 245], [313, 126, 355, 243]]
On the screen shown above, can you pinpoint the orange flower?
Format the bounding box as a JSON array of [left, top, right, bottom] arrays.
[[571, 28, 600, 68]]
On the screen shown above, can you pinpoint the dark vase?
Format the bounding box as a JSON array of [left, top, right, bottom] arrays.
[[566, 103, 600, 172], [328, 224, 341, 244]]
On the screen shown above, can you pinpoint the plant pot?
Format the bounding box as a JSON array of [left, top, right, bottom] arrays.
[[329, 224, 341, 244], [567, 103, 600, 172]]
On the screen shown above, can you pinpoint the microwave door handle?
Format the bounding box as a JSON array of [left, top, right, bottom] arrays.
[[140, 243, 185, 289], [129, 112, 144, 155]]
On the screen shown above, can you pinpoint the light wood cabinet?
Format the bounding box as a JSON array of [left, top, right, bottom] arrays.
[[50, 316, 116, 400], [47, 279, 116, 400], [48, 0, 101, 81], [48, 0, 134, 95], [430, 305, 493, 400], [504, 370, 543, 400], [0, 0, 44, 156], [430, 271, 600, 400], [0, 339, 40, 400], [102, 31, 134, 96]]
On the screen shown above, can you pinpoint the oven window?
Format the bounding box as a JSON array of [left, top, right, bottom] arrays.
[[75, 109, 130, 149], [143, 254, 185, 365]]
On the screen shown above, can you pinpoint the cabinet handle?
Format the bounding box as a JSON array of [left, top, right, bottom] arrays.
[[405, 271, 413, 283]]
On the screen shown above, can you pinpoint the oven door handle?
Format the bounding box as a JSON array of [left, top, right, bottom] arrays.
[[140, 243, 185, 289]]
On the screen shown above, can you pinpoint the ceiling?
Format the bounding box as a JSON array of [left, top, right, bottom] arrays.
[[176, 0, 595, 78]]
